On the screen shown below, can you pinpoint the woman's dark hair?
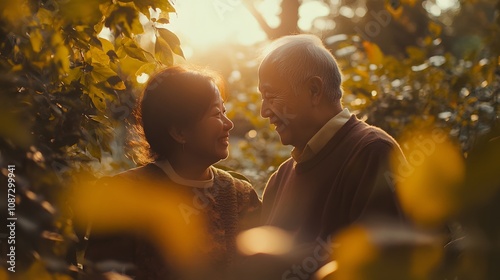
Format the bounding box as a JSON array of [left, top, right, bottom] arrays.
[[131, 65, 225, 164]]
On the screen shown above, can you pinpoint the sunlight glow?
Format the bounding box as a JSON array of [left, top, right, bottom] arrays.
[[256, 1, 281, 28], [314, 261, 338, 279], [424, 0, 459, 17], [339, 6, 355, 18], [299, 1, 330, 30], [137, 73, 149, 84], [168, 0, 268, 50], [436, 0, 459, 10], [237, 226, 294, 255]]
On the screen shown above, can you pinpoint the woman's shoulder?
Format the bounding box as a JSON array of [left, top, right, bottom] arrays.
[[212, 166, 261, 203], [212, 166, 252, 190], [97, 163, 166, 185]]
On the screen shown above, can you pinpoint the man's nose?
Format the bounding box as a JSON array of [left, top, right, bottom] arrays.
[[260, 100, 272, 119]]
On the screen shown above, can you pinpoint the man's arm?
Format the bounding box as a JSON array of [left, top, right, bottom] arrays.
[[347, 140, 405, 223]]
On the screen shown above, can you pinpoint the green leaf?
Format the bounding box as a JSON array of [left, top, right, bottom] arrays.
[[62, 67, 83, 85], [106, 76, 127, 90], [157, 28, 184, 58], [36, 8, 54, 26], [89, 115, 113, 126], [87, 142, 102, 159], [134, 2, 151, 20], [156, 18, 169, 24], [91, 63, 118, 83], [155, 36, 173, 65], [118, 37, 149, 62], [406, 46, 426, 64], [58, 0, 104, 26], [89, 85, 108, 111], [105, 5, 144, 37], [154, 0, 175, 13], [135, 62, 157, 76], [89, 46, 111, 65], [99, 37, 115, 53]]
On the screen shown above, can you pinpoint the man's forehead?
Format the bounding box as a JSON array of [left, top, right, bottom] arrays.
[[258, 62, 280, 81]]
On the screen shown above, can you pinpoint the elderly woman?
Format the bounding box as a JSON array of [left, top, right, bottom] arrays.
[[83, 66, 261, 279]]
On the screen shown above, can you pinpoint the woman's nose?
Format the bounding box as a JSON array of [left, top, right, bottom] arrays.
[[223, 115, 234, 131]]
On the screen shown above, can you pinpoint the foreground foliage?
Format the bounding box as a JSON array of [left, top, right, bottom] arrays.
[[0, 0, 181, 277]]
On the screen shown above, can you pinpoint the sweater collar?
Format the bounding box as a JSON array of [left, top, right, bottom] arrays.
[[154, 160, 214, 188]]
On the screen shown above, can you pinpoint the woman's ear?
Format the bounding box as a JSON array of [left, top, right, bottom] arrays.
[[168, 126, 186, 144]]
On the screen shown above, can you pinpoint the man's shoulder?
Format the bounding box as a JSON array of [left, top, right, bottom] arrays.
[[275, 157, 295, 174], [349, 119, 399, 147]]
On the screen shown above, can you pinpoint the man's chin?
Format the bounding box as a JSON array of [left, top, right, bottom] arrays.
[[277, 133, 291, 146]]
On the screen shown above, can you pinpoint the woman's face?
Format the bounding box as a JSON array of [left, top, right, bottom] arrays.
[[182, 85, 234, 165]]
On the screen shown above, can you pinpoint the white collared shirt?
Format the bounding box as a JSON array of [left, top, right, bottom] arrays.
[[292, 108, 351, 163]]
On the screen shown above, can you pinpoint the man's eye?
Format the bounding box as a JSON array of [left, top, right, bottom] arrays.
[[263, 92, 274, 100]]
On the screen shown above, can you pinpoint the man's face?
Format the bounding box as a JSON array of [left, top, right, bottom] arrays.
[[258, 63, 313, 149]]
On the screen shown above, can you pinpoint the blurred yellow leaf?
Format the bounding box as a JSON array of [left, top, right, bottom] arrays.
[[401, 0, 417, 7], [10, 260, 73, 280], [36, 7, 54, 26], [393, 129, 465, 227], [58, 0, 103, 25], [363, 41, 384, 65], [410, 242, 444, 279], [428, 21, 442, 38], [385, 1, 403, 19], [0, 1, 31, 28], [51, 33, 70, 74], [29, 29, 43, 53], [333, 225, 377, 280], [72, 176, 208, 269], [0, 107, 33, 149], [406, 46, 426, 64]]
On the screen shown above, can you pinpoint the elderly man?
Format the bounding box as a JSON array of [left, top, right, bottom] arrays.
[[259, 34, 406, 247]]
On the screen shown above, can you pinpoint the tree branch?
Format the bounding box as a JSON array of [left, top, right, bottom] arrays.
[[242, 0, 275, 39]]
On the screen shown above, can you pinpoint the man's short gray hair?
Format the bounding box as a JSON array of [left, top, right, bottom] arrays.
[[261, 34, 343, 101]]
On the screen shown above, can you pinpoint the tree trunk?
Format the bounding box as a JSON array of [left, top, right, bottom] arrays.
[[244, 0, 300, 39]]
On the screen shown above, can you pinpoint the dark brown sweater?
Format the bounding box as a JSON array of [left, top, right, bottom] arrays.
[[262, 115, 405, 243]]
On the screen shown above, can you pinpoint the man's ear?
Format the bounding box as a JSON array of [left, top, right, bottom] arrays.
[[308, 76, 323, 105], [168, 126, 186, 144]]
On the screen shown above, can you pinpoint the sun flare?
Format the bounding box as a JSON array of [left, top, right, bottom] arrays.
[[167, 0, 270, 54]]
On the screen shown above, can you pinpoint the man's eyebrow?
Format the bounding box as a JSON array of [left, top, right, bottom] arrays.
[[259, 84, 272, 92]]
